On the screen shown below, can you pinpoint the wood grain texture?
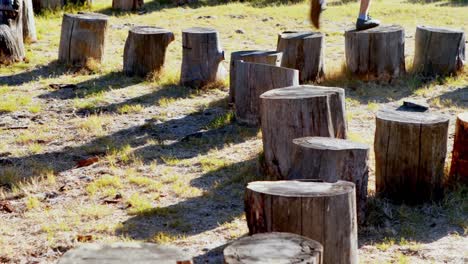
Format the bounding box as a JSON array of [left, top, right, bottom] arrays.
[[0, 0, 25, 64], [245, 180, 357, 264], [449, 112, 468, 185], [112, 0, 143, 11], [22, 0, 36, 43]]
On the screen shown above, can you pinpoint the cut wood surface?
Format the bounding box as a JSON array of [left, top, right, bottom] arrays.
[[22, 0, 36, 43], [58, 12, 108, 66], [413, 26, 465, 76], [277, 31, 324, 83], [345, 25, 405, 81], [234, 61, 298, 126], [245, 180, 357, 264], [229, 50, 282, 104], [123, 26, 174, 77], [224, 232, 323, 264], [449, 112, 468, 185], [112, 0, 143, 11], [290, 136, 369, 224], [375, 109, 449, 204], [260, 85, 347, 179], [0, 0, 25, 64]]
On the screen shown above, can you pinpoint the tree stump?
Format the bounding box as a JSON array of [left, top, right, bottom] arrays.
[[112, 0, 143, 11], [235, 61, 298, 126], [277, 31, 324, 83], [245, 180, 357, 264], [375, 109, 449, 204], [123, 26, 174, 77], [22, 0, 36, 43], [180, 27, 225, 88], [413, 26, 465, 77], [290, 136, 369, 224], [0, 0, 25, 64], [449, 112, 468, 185], [224, 232, 323, 264], [58, 12, 108, 66], [345, 25, 405, 81], [229, 50, 282, 104], [32, 0, 91, 12], [58, 242, 192, 264], [260, 85, 347, 179]]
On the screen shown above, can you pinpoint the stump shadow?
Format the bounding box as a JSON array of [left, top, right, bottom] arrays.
[[0, 60, 68, 86], [428, 86, 468, 108]]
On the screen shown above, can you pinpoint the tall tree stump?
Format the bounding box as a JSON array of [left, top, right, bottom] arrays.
[[123, 26, 174, 77], [413, 26, 465, 77], [235, 61, 298, 126], [58, 242, 192, 264], [32, 0, 63, 11], [245, 180, 357, 264], [277, 31, 324, 83], [112, 0, 143, 11], [375, 109, 449, 204], [229, 50, 282, 104], [0, 0, 25, 64], [260, 85, 347, 179], [345, 25, 405, 81], [180, 27, 225, 88], [290, 136, 369, 224], [58, 12, 108, 66], [449, 112, 468, 185], [224, 232, 323, 264], [22, 0, 36, 43]]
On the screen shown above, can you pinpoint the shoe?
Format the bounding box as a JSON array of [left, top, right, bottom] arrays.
[[310, 0, 326, 29], [355, 15, 380, 31]]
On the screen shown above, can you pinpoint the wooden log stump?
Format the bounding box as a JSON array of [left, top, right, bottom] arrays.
[[375, 109, 449, 204], [0, 0, 25, 64], [58, 12, 108, 66], [224, 232, 323, 264], [277, 31, 324, 83], [123, 26, 174, 77], [413, 26, 465, 77], [260, 85, 347, 179], [245, 180, 357, 264], [449, 112, 468, 185], [229, 50, 282, 104], [112, 0, 143, 11], [22, 0, 36, 43], [32, 0, 92, 12], [235, 61, 299, 126], [345, 25, 405, 81], [180, 27, 225, 88], [290, 136, 369, 224], [58, 242, 192, 264]]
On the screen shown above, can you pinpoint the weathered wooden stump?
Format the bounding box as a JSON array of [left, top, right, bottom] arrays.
[[0, 0, 25, 64], [413, 26, 465, 77], [277, 31, 324, 83], [224, 232, 323, 264], [229, 50, 282, 104], [245, 180, 357, 264], [260, 85, 347, 179], [180, 27, 225, 88], [375, 109, 449, 204], [345, 25, 405, 81], [58, 12, 108, 66], [112, 0, 143, 11], [449, 112, 468, 185], [235, 61, 298, 126], [58, 242, 192, 264], [123, 26, 174, 77], [22, 0, 36, 43]]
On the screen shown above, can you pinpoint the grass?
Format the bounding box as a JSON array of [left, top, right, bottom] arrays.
[[86, 175, 123, 196]]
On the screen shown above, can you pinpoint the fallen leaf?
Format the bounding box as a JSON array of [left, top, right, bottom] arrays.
[[76, 234, 93, 242], [76, 157, 99, 168], [0, 201, 15, 213]]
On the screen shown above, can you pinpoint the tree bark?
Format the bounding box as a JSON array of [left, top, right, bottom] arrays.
[[22, 0, 36, 43], [277, 31, 324, 83], [345, 25, 405, 81], [224, 232, 323, 264], [260, 85, 347, 179], [180, 27, 225, 88], [235, 61, 298, 126], [229, 50, 282, 104], [413, 26, 465, 77], [32, 0, 63, 11], [375, 109, 449, 204], [245, 180, 357, 264], [58, 12, 108, 66], [449, 112, 468, 185], [112, 0, 143, 11], [123, 26, 174, 77], [290, 136, 369, 224], [0, 0, 25, 64]]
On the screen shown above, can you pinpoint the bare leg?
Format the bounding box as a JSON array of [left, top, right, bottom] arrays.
[[359, 0, 371, 18]]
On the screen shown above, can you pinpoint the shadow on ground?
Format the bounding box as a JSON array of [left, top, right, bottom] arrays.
[[429, 86, 468, 108], [0, 61, 69, 86]]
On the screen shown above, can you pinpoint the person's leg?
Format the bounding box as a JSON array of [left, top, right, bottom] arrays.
[[359, 0, 371, 20], [356, 0, 380, 30]]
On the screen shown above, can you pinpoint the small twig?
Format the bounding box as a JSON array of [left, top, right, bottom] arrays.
[[0, 126, 29, 130]]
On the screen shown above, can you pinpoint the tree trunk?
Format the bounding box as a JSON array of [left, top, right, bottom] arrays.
[[245, 180, 357, 264], [449, 112, 468, 185], [32, 0, 63, 11], [375, 109, 449, 204], [22, 0, 36, 43], [290, 136, 369, 224], [58, 12, 108, 66], [0, 0, 25, 64], [260, 85, 347, 180], [180, 27, 225, 88], [123, 26, 174, 77], [277, 31, 324, 83], [112, 0, 143, 11], [345, 25, 405, 81], [235, 61, 298, 126], [229, 50, 282, 104], [413, 26, 465, 77], [224, 232, 323, 264]]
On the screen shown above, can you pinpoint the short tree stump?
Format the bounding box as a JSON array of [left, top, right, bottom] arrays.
[[449, 112, 468, 185]]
